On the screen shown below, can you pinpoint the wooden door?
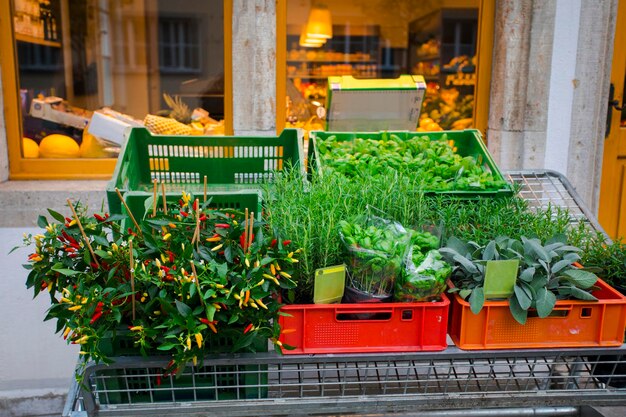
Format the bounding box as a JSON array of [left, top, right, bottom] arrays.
[[599, 0, 626, 240]]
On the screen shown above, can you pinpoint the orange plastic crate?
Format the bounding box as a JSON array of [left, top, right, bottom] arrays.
[[449, 279, 626, 350], [278, 295, 449, 354]]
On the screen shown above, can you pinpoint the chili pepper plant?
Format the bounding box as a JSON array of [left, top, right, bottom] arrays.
[[18, 192, 301, 376]]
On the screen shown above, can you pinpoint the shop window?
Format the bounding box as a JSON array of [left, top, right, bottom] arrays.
[[282, 0, 491, 134], [2, 0, 229, 179]]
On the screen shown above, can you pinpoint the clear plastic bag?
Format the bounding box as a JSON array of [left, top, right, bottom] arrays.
[[338, 211, 408, 299]]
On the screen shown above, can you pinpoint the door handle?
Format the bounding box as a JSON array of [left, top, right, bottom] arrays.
[[609, 99, 624, 112], [606, 83, 623, 138]]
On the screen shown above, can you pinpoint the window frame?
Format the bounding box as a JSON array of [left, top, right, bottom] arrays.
[[0, 0, 233, 180]]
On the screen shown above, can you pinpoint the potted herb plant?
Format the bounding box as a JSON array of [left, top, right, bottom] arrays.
[[440, 234, 626, 350]]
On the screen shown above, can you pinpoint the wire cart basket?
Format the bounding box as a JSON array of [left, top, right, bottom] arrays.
[[63, 170, 626, 417]]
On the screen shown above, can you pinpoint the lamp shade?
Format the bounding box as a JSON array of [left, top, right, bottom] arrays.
[[299, 25, 326, 47], [306, 4, 332, 39]]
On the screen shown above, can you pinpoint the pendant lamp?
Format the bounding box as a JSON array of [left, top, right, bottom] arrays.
[[299, 24, 326, 47], [306, 4, 332, 40]]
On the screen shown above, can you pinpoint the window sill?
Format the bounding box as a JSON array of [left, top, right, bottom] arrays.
[[0, 180, 109, 228]]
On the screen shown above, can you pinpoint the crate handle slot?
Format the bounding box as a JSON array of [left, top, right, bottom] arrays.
[[335, 311, 392, 321], [527, 306, 572, 318]]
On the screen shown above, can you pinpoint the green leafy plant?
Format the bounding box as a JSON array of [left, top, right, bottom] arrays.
[[316, 133, 507, 191], [441, 234, 599, 324], [18, 193, 301, 377]]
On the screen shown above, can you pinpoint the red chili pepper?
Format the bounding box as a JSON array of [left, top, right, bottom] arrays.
[[180, 210, 189, 218], [243, 323, 253, 334], [127, 228, 136, 236], [167, 251, 175, 263], [199, 318, 211, 325], [156, 375, 162, 386], [270, 239, 277, 247], [192, 200, 198, 211], [40, 281, 48, 290], [70, 242, 81, 250], [282, 240, 292, 246], [94, 213, 107, 222], [239, 233, 246, 249], [199, 214, 207, 222], [62, 231, 78, 245], [90, 311, 103, 324], [215, 223, 230, 229]]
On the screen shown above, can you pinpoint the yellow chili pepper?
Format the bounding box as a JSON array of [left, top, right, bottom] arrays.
[[206, 236, 221, 242], [63, 327, 71, 339], [155, 258, 161, 268], [130, 325, 143, 332], [250, 301, 259, 309], [256, 298, 268, 310], [193, 356, 198, 366], [270, 264, 276, 275], [254, 260, 260, 268], [211, 244, 223, 252], [245, 257, 250, 268], [60, 297, 72, 303], [195, 333, 203, 348], [275, 262, 281, 271], [111, 243, 118, 252], [186, 336, 192, 350], [76, 335, 89, 344], [287, 252, 293, 258], [163, 233, 172, 241], [214, 283, 225, 289], [233, 293, 241, 300], [168, 223, 177, 229], [279, 271, 292, 279], [255, 279, 265, 287], [68, 305, 82, 311]]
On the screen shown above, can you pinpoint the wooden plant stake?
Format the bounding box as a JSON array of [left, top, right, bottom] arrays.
[[161, 181, 168, 215], [248, 212, 254, 253], [129, 239, 136, 321], [152, 179, 158, 217], [114, 188, 143, 238], [67, 199, 100, 268], [204, 175, 208, 203], [190, 261, 204, 306], [243, 208, 249, 252]]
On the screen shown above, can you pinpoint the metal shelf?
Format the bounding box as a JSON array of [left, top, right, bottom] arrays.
[[64, 170, 623, 417]]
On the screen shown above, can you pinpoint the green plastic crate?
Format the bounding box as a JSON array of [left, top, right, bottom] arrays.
[[309, 129, 513, 196], [96, 334, 268, 404], [107, 127, 305, 217], [119, 189, 262, 223]]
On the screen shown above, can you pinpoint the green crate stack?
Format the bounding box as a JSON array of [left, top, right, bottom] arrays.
[[107, 127, 305, 218], [308, 129, 513, 197]]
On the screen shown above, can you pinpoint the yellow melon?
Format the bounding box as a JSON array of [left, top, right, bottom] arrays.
[[39, 134, 80, 158], [80, 130, 112, 158], [22, 137, 39, 158]]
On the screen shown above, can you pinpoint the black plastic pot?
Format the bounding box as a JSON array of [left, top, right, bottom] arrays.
[[342, 285, 392, 304]]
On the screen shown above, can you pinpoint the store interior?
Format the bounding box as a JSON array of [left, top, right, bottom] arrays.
[[285, 0, 479, 132]]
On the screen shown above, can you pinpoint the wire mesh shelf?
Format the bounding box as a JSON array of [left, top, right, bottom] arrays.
[[505, 170, 608, 238], [67, 347, 626, 416]]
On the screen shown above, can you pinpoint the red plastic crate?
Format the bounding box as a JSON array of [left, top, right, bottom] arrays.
[[278, 294, 449, 354], [449, 278, 626, 350]]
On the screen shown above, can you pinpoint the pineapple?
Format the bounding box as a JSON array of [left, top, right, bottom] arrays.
[[162, 94, 192, 124], [144, 93, 196, 135], [144, 114, 193, 135]]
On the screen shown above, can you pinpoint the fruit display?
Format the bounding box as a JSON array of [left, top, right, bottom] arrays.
[[422, 87, 474, 130], [144, 94, 224, 136]]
